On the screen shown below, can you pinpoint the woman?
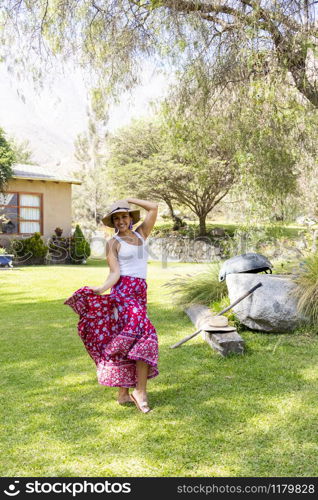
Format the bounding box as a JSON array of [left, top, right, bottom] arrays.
[[65, 198, 159, 414]]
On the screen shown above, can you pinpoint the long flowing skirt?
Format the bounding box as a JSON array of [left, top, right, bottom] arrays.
[[64, 276, 159, 387]]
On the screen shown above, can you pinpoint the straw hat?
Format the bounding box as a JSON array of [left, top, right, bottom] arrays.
[[198, 315, 236, 332], [209, 316, 228, 327], [102, 200, 140, 228]]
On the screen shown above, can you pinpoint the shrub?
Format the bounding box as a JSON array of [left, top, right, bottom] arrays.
[[163, 263, 227, 307], [47, 235, 72, 264], [47, 225, 91, 264], [292, 252, 318, 326], [70, 224, 91, 264], [11, 232, 48, 265], [152, 221, 236, 240]]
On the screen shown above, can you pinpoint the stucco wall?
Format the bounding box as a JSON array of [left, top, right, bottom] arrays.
[[1, 178, 72, 242]]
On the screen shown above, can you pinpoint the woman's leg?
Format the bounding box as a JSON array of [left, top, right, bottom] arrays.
[[117, 387, 131, 404], [131, 361, 150, 411]]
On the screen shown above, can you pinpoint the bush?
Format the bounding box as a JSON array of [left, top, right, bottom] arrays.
[[47, 225, 91, 264], [47, 234, 72, 264], [152, 221, 236, 240], [292, 252, 318, 326], [11, 232, 48, 265], [163, 263, 227, 307], [70, 224, 91, 264]]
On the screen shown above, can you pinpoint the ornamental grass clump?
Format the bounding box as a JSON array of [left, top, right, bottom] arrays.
[[163, 263, 227, 307], [292, 252, 318, 326]]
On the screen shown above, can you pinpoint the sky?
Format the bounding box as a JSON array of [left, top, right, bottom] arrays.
[[0, 60, 170, 175]]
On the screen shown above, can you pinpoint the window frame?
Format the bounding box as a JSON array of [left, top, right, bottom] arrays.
[[0, 191, 43, 235]]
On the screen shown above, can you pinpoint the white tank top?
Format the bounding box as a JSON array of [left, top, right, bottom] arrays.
[[113, 230, 148, 279]]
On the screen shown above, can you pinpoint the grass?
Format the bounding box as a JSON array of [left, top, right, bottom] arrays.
[[292, 252, 318, 326], [162, 263, 227, 307], [1, 261, 318, 477]]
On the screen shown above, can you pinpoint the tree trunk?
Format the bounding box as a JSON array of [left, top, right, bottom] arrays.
[[198, 214, 207, 236], [184, 304, 244, 356], [165, 199, 185, 230], [276, 38, 318, 108]]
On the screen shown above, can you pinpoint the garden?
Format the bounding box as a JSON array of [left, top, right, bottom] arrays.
[[0, 256, 317, 477], [1, 0, 318, 482]]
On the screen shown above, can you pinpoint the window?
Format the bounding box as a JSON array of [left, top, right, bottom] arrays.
[[0, 192, 42, 235], [0, 193, 18, 233]]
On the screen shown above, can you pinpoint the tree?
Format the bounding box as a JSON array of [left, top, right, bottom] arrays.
[[0, 128, 14, 193], [284, 100, 318, 220], [164, 103, 237, 235], [70, 224, 91, 263], [108, 110, 236, 236], [72, 95, 109, 235], [108, 119, 185, 229], [173, 58, 316, 221], [110, 59, 317, 229], [1, 1, 318, 107], [228, 77, 304, 219], [9, 137, 33, 164]]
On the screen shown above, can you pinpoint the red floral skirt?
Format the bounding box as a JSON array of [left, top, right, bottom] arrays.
[[64, 276, 159, 387]]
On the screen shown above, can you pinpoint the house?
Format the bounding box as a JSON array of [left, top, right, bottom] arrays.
[[0, 164, 81, 245]]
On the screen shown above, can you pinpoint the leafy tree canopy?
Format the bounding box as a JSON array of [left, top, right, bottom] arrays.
[[108, 98, 236, 235], [108, 63, 317, 227], [1, 1, 318, 107], [0, 128, 15, 193]]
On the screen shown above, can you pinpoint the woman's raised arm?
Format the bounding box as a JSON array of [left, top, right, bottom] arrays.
[[126, 197, 158, 239]]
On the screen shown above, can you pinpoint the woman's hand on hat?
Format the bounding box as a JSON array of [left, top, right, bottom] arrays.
[[126, 196, 139, 205]]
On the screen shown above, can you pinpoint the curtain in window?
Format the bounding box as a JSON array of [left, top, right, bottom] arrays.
[[1, 193, 41, 234], [20, 194, 40, 207], [19, 194, 41, 234], [20, 207, 40, 221], [20, 221, 40, 233]]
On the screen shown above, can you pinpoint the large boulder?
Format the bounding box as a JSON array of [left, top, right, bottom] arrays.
[[226, 273, 300, 332]]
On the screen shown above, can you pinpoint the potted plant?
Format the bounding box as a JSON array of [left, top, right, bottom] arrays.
[[0, 247, 14, 268]]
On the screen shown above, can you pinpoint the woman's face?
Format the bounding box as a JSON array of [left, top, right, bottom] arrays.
[[112, 212, 132, 232]]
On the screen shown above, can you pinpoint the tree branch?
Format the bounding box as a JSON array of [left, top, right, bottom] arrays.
[[162, 0, 242, 16], [40, 0, 49, 35]]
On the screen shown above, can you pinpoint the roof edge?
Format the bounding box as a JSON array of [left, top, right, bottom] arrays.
[[11, 174, 82, 185]]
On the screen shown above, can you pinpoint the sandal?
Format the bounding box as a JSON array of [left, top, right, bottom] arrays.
[[130, 393, 151, 414]]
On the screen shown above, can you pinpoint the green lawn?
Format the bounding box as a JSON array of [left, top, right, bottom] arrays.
[[1, 261, 317, 477]]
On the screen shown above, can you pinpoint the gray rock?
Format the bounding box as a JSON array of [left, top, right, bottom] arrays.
[[211, 227, 226, 237], [226, 273, 300, 332]]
